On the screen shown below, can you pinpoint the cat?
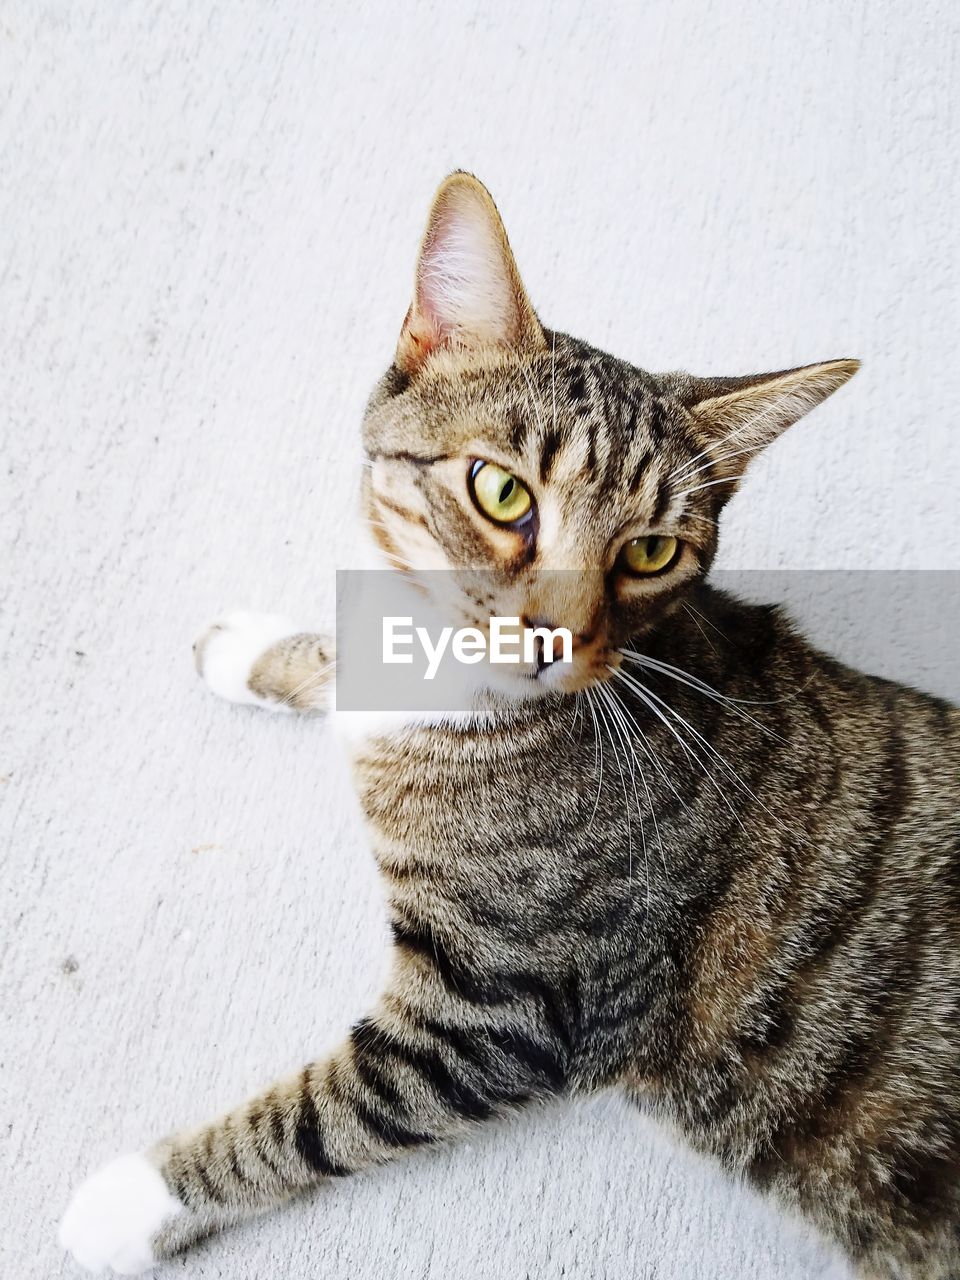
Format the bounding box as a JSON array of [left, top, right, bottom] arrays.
[[59, 172, 960, 1279]]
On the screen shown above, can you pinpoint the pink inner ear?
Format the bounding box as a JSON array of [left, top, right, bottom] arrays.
[[414, 196, 519, 348], [416, 215, 455, 339]]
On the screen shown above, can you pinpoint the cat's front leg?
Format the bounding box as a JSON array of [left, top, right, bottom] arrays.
[[59, 975, 569, 1273], [193, 612, 334, 712]]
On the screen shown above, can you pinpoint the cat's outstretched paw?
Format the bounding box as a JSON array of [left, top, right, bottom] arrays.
[[58, 1153, 183, 1275], [193, 611, 300, 708]]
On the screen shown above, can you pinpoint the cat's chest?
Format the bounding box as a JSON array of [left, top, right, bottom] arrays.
[[338, 711, 587, 864], [339, 712, 678, 1005], [347, 725, 516, 848]]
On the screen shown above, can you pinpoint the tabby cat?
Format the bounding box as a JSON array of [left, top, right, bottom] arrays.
[[60, 173, 960, 1279]]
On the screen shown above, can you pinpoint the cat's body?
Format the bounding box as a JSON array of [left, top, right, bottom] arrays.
[[60, 176, 960, 1279], [352, 585, 960, 1279]]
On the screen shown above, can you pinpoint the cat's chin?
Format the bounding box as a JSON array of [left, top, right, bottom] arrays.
[[480, 664, 607, 702]]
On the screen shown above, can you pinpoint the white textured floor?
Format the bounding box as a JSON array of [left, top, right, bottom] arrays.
[[3, 2, 958, 1277]]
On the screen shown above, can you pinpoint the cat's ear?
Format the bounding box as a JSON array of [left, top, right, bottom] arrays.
[[676, 359, 860, 479], [396, 172, 546, 375]]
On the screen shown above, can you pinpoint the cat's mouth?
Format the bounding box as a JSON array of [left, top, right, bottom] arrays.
[[490, 644, 620, 699]]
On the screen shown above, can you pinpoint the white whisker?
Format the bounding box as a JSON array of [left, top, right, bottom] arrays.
[[681, 602, 718, 654], [592, 683, 635, 884], [663, 409, 766, 486], [671, 443, 759, 486], [597, 681, 656, 903], [672, 473, 749, 503], [682, 600, 731, 645], [584, 687, 605, 829], [610, 665, 749, 837], [603, 681, 671, 892], [619, 649, 787, 724]]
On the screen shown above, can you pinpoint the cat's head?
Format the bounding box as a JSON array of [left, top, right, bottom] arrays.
[[361, 173, 857, 699]]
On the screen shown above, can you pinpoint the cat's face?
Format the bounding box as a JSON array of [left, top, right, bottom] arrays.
[[361, 173, 857, 699]]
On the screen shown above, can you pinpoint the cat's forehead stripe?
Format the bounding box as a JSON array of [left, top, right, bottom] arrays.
[[526, 343, 683, 522]]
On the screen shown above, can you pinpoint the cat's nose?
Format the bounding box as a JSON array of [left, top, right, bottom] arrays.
[[523, 615, 594, 651], [522, 615, 586, 670]]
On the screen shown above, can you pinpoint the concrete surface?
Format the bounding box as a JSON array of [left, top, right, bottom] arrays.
[[2, 2, 958, 1277]]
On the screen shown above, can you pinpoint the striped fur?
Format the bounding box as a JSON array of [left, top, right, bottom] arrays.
[[160, 595, 960, 1278], [64, 175, 959, 1279]]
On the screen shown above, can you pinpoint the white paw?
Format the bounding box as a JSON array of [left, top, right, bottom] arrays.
[[193, 610, 300, 707], [59, 1152, 183, 1275]]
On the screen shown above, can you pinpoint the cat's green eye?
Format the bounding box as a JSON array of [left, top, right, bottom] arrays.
[[469, 460, 533, 526], [620, 534, 680, 576]]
